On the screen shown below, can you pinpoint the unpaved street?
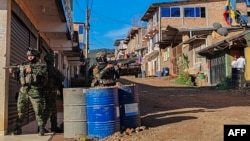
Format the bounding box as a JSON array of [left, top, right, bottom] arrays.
[[51, 76, 250, 141], [104, 76, 250, 141]]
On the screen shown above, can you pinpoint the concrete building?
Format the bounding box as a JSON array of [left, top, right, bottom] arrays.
[[123, 26, 147, 65], [0, 0, 82, 135], [114, 39, 127, 59], [139, 0, 250, 85]]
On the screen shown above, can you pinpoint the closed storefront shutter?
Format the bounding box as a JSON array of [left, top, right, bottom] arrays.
[[8, 12, 37, 130], [210, 55, 226, 85]]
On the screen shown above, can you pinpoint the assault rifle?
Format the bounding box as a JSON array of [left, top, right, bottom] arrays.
[[3, 63, 45, 70], [2, 64, 20, 69], [3, 64, 32, 76], [3, 64, 32, 85], [3, 63, 46, 86]]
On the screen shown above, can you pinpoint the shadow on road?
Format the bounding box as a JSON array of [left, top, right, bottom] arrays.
[[118, 77, 250, 128]]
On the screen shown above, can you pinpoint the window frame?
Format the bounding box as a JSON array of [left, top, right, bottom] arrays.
[[161, 7, 181, 18], [184, 7, 206, 18]]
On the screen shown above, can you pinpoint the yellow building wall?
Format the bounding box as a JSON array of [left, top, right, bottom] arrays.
[[245, 47, 250, 81]]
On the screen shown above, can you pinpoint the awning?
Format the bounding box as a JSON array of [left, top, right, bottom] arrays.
[[143, 50, 159, 62], [197, 30, 250, 56]]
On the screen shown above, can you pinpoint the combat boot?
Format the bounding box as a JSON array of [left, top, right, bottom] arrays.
[[38, 126, 45, 136], [12, 126, 22, 135], [37, 127, 49, 133], [51, 126, 63, 133]]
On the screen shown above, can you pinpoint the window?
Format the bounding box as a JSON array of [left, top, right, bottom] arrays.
[[200, 7, 206, 17], [184, 7, 195, 17], [161, 7, 170, 17], [236, 0, 246, 3], [184, 7, 205, 18], [163, 47, 170, 61], [161, 7, 180, 17], [248, 12, 250, 16], [193, 42, 206, 64], [171, 7, 181, 17]]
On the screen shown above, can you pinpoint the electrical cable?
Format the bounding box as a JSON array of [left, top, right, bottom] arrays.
[[91, 11, 135, 26], [91, 36, 110, 48]]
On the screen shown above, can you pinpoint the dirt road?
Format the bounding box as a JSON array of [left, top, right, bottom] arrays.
[[51, 76, 250, 141], [104, 76, 250, 141]]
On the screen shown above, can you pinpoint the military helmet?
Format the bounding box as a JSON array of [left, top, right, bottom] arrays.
[[26, 47, 38, 56], [95, 51, 107, 58], [96, 51, 107, 63], [44, 53, 55, 62]]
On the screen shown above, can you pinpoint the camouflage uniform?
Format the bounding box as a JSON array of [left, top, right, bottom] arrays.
[[91, 51, 120, 87], [43, 53, 65, 132], [11, 48, 47, 136]]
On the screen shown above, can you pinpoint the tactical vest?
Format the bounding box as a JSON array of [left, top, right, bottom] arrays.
[[19, 63, 46, 86], [20, 74, 38, 86]]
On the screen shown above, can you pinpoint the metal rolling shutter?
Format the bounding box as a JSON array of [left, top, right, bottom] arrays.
[[39, 37, 50, 63], [210, 55, 226, 85], [8, 13, 37, 130]]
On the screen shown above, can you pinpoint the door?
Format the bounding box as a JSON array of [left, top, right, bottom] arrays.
[[210, 54, 226, 85]]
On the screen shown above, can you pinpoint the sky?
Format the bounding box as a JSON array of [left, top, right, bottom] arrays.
[[73, 0, 186, 50]]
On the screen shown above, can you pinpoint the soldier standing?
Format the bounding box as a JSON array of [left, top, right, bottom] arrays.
[[43, 53, 65, 132], [9, 47, 47, 136], [91, 51, 120, 87]]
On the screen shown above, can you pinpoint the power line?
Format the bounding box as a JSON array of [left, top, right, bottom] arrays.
[[75, 0, 143, 26], [91, 11, 135, 26], [75, 0, 85, 13], [89, 0, 94, 17], [90, 36, 111, 49]]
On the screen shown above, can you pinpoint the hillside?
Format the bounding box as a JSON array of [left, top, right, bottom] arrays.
[[88, 48, 115, 65]]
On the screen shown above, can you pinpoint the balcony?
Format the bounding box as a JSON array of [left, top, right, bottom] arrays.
[[16, 0, 77, 52]]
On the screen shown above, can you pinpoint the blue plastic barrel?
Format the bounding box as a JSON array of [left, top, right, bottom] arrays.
[[162, 67, 169, 76], [141, 70, 146, 78], [118, 84, 141, 131], [86, 87, 120, 139], [156, 71, 162, 77]]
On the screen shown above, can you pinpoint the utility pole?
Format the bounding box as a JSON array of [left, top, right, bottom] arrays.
[[85, 0, 90, 84]]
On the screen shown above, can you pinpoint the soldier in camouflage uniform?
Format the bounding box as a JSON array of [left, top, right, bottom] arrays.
[[8, 47, 47, 136], [91, 51, 120, 87], [43, 53, 65, 132]]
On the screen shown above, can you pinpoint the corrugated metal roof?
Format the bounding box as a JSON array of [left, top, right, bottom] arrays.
[[197, 30, 250, 55]]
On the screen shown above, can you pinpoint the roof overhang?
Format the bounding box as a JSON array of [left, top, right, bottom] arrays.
[[162, 26, 246, 49], [124, 26, 140, 43], [143, 50, 159, 62], [114, 39, 124, 46], [141, 1, 188, 21], [161, 26, 182, 46], [197, 30, 250, 56], [15, 0, 76, 52], [160, 26, 215, 47]]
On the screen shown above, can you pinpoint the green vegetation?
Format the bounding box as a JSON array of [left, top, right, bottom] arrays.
[[174, 54, 194, 86], [215, 76, 232, 90]]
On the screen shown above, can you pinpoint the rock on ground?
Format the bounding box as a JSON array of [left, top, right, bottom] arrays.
[[51, 76, 250, 141]]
